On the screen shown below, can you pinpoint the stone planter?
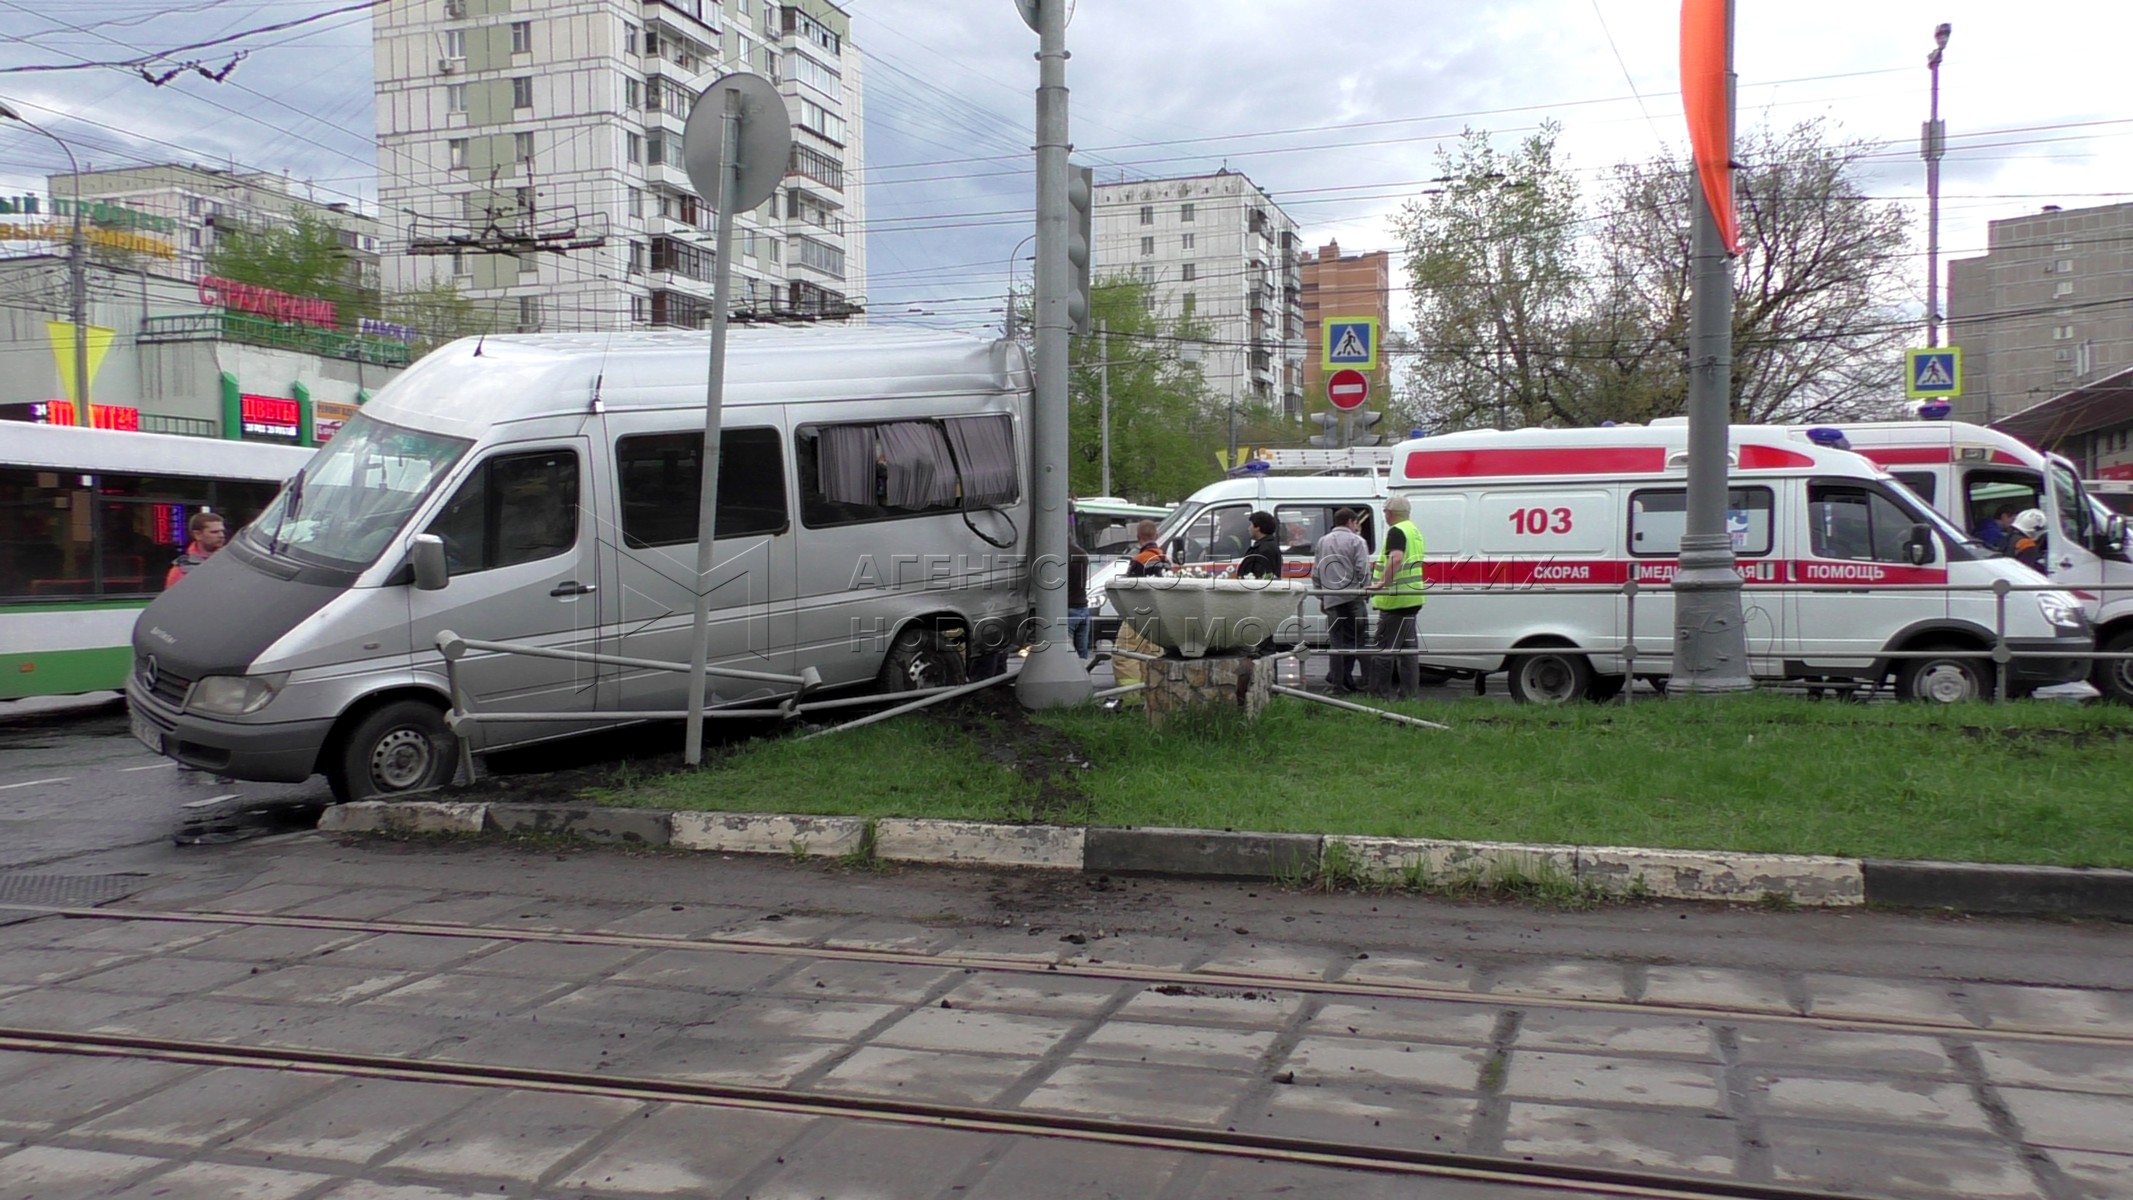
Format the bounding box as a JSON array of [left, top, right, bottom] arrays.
[[1104, 577, 1314, 658]]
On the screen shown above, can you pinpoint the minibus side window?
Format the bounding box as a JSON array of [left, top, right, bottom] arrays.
[[615, 428, 787, 547], [426, 450, 579, 575], [1807, 484, 1913, 564], [796, 416, 1016, 528], [1628, 487, 1773, 557]]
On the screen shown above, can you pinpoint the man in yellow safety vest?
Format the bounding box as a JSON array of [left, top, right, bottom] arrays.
[[1368, 495, 1427, 699]]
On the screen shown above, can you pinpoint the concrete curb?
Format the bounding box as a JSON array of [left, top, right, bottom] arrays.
[[313, 802, 2130, 919], [1861, 859, 2133, 920]]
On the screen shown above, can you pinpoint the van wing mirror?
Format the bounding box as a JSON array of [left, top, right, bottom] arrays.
[[409, 534, 449, 591], [1904, 523, 1936, 567], [1167, 536, 1186, 563], [2109, 514, 2129, 554]]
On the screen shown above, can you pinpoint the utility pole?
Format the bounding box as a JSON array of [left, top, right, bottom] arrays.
[[1924, 22, 1951, 348], [1672, 0, 1752, 695], [1013, 0, 1091, 708], [1098, 319, 1111, 497]]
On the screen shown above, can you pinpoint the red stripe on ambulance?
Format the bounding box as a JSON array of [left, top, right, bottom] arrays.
[[1402, 447, 1668, 480]]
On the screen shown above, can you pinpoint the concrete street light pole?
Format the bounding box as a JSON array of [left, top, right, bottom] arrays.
[[1670, 0, 1753, 695], [1, 102, 91, 428], [1924, 22, 1951, 348], [1015, 0, 1092, 708]]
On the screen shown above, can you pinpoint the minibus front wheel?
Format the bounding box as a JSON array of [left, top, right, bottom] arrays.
[[329, 698, 458, 803]]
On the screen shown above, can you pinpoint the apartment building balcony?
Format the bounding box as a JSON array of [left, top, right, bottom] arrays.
[[138, 312, 413, 366], [646, 160, 692, 194]]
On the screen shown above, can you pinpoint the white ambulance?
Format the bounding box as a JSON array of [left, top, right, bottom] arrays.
[[1384, 421, 2093, 703], [1831, 417, 2132, 703], [1087, 449, 1395, 644]]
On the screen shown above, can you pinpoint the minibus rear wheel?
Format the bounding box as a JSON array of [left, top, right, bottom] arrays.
[[330, 699, 458, 803], [1896, 645, 1989, 704], [1507, 649, 1593, 705], [879, 627, 968, 693]]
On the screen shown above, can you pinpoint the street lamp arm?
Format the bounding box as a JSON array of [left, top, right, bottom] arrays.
[[1, 100, 91, 428]]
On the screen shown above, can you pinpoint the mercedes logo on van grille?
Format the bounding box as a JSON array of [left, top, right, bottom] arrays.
[[141, 655, 159, 693]]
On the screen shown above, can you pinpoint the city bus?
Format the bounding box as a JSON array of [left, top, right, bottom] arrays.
[[1, 423, 311, 701]]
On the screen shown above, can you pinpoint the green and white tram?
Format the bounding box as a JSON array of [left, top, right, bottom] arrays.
[[2, 424, 311, 701]]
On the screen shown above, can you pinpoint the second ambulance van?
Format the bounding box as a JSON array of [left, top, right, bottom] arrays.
[[1385, 421, 2092, 702]]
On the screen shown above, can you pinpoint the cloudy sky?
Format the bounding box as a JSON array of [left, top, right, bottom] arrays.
[[5, 0, 2129, 346]]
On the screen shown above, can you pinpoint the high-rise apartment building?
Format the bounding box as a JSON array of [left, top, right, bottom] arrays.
[[1091, 170, 1304, 416], [1298, 239, 1390, 423], [1946, 201, 2133, 423], [373, 0, 863, 333]]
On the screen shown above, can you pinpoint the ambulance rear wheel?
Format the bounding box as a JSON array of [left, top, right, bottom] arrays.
[[1507, 650, 1593, 705], [2094, 630, 2133, 705], [1897, 647, 1989, 704]]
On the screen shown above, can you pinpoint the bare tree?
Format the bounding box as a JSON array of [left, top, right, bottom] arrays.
[[1393, 120, 1913, 430], [1600, 119, 1914, 423]]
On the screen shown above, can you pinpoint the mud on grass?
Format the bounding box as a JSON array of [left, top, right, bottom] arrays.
[[545, 690, 1097, 824]]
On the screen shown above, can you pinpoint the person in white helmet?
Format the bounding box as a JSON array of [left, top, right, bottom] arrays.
[[2009, 508, 2048, 570]]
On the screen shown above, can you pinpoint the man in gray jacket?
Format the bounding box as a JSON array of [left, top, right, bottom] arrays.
[[1312, 507, 1372, 692]]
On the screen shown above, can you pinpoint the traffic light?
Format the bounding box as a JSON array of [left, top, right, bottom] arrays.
[[1067, 163, 1093, 335], [1308, 411, 1341, 448], [1351, 410, 1384, 447]]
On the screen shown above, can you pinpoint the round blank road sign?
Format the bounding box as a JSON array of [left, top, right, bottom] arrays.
[[1328, 368, 1370, 410], [683, 72, 793, 213]]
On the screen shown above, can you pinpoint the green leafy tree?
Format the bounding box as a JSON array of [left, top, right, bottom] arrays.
[[1067, 278, 1220, 505], [205, 209, 380, 323], [379, 275, 500, 354], [1393, 124, 1586, 431]]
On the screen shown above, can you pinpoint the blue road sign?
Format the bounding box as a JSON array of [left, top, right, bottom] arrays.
[[1323, 317, 1379, 370], [1905, 347, 1963, 398]]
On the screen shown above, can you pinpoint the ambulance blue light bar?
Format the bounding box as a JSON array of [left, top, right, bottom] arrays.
[[1917, 400, 1953, 420], [1806, 427, 1852, 450]]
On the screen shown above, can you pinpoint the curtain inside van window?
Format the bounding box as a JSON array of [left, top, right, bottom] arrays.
[[817, 424, 876, 505], [877, 422, 958, 508], [944, 415, 1016, 506]]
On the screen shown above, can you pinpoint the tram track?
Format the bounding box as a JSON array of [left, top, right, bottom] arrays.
[[55, 906, 2133, 1049], [0, 1023, 1886, 1200]]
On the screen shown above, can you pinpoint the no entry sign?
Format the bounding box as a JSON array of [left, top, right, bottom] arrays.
[[1327, 368, 1369, 411]]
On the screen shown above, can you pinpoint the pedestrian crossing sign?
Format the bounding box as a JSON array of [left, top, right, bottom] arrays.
[[1323, 317, 1379, 370], [1905, 346, 1962, 399]]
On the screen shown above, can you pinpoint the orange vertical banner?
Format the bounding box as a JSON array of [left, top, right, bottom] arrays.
[[1680, 0, 1741, 255]]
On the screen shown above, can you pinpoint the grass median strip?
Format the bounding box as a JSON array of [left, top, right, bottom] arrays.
[[599, 695, 2133, 870]]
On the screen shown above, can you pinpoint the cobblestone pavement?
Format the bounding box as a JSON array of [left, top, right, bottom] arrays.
[[0, 839, 2124, 1200]]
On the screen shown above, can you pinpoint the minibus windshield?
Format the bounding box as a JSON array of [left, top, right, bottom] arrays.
[[242, 414, 472, 570]]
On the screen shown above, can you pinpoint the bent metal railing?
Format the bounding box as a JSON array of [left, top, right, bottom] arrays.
[[432, 630, 1014, 772], [1253, 576, 2128, 704]]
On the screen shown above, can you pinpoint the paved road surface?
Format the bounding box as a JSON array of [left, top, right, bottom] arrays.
[[0, 698, 2126, 1200]]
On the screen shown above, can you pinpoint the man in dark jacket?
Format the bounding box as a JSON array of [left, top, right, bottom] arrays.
[[163, 511, 227, 590], [1234, 510, 1284, 579]]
